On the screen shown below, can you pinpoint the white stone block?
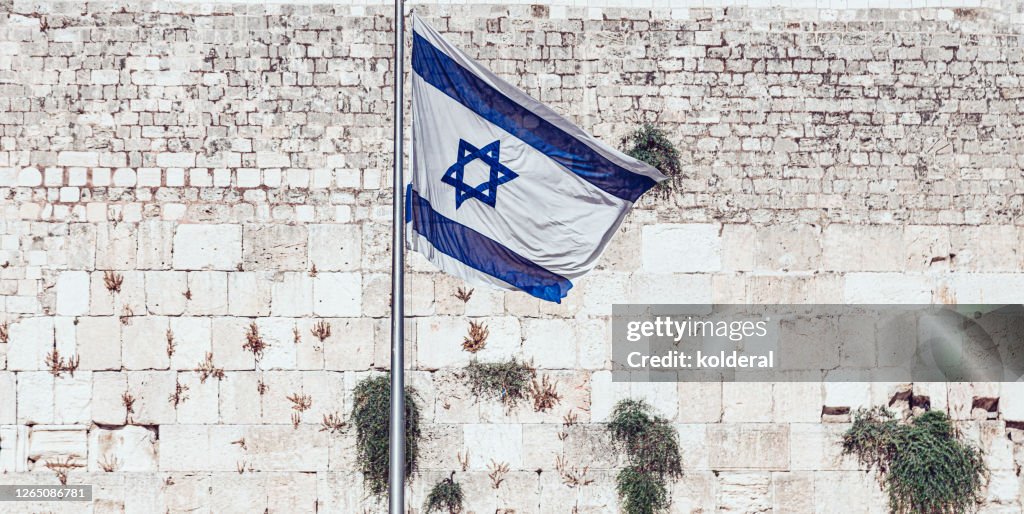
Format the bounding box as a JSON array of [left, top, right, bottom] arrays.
[[156, 153, 195, 168], [54, 374, 92, 424], [313, 273, 361, 317], [56, 270, 90, 315], [174, 372, 219, 424], [88, 425, 158, 472], [722, 382, 773, 422], [307, 224, 362, 271], [92, 372, 127, 425], [1000, 382, 1024, 421], [122, 316, 170, 370], [844, 273, 933, 303], [172, 224, 242, 270], [256, 318, 297, 370], [144, 271, 187, 315], [627, 273, 713, 304], [464, 424, 522, 470], [185, 271, 228, 315], [227, 272, 272, 316], [642, 224, 722, 272], [17, 372, 54, 424], [168, 317, 211, 371], [218, 371, 261, 424], [521, 319, 576, 369], [271, 272, 313, 316], [7, 317, 53, 370], [28, 425, 87, 464], [323, 319, 375, 371], [0, 372, 15, 423], [126, 371, 176, 425]]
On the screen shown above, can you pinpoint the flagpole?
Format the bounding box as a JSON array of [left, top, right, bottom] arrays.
[[388, 0, 406, 512]]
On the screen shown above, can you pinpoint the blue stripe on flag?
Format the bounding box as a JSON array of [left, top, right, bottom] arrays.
[[408, 187, 572, 303], [412, 32, 657, 203]]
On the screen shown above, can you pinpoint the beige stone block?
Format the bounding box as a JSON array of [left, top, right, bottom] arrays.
[[321, 318, 374, 371], [227, 272, 272, 316], [595, 223, 641, 271], [952, 226, 1021, 272], [717, 472, 772, 513], [66, 223, 96, 270], [126, 371, 176, 425], [172, 224, 242, 271], [722, 382, 773, 422], [708, 424, 789, 470], [464, 424, 522, 470], [144, 271, 187, 315], [270, 272, 313, 316], [755, 224, 821, 271], [579, 271, 630, 316], [298, 370, 346, 426], [773, 471, 815, 513], [27, 425, 87, 466], [211, 317, 257, 370], [88, 425, 158, 472], [418, 423, 464, 471], [54, 374, 91, 424], [168, 317, 211, 371], [174, 371, 218, 424], [823, 225, 904, 272], [185, 271, 228, 315], [678, 382, 722, 422], [312, 272, 361, 317], [92, 372, 127, 425], [244, 425, 329, 471], [904, 225, 952, 271], [642, 224, 722, 273], [218, 371, 261, 424], [773, 382, 822, 423], [267, 472, 318, 514], [790, 423, 857, 471], [137, 220, 175, 270], [0, 372, 15, 423], [17, 371, 54, 424], [260, 370, 303, 425], [813, 471, 885, 514], [209, 473, 267, 513], [307, 224, 361, 271], [96, 222, 137, 270], [7, 317, 52, 370], [432, 369, 481, 424], [671, 471, 718, 513], [255, 318, 297, 370], [159, 424, 243, 472], [122, 316, 169, 370], [243, 224, 307, 271], [76, 317, 121, 370]]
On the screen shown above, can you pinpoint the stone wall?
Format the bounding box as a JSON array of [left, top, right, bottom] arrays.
[[1, 1, 1023, 512]]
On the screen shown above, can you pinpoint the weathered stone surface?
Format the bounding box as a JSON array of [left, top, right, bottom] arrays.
[[708, 424, 790, 470]]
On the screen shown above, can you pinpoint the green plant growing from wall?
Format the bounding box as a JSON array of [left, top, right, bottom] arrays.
[[424, 472, 464, 514], [842, 407, 987, 514], [607, 399, 683, 514], [352, 375, 421, 497], [620, 123, 682, 196], [464, 358, 535, 410]]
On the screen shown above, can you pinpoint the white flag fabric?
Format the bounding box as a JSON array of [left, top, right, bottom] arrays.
[[407, 15, 666, 303]]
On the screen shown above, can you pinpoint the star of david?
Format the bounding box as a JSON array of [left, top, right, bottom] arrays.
[[441, 139, 519, 209]]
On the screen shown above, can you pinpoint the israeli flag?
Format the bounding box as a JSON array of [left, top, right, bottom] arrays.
[[407, 15, 667, 303]]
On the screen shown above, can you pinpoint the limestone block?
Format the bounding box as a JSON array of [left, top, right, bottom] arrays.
[[92, 372, 127, 425], [0, 372, 15, 423], [210, 317, 257, 370], [576, 318, 609, 370], [126, 371, 176, 425], [243, 224, 307, 271], [172, 224, 242, 270], [521, 318, 576, 369], [721, 224, 756, 272], [844, 273, 933, 303], [717, 472, 771, 513], [173, 372, 218, 424], [596, 223, 643, 272], [755, 224, 822, 271], [90, 270, 146, 317], [54, 374, 91, 424], [813, 471, 886, 514], [299, 371, 346, 425], [75, 317, 122, 370], [259, 370, 304, 425], [168, 317, 211, 371], [96, 223, 137, 270], [987, 469, 1020, 503], [307, 224, 361, 271], [7, 317, 53, 370], [209, 474, 268, 513], [56, 271, 89, 315], [158, 424, 244, 472], [122, 316, 170, 370], [464, 424, 523, 470], [266, 472, 318, 514], [641, 224, 721, 273], [322, 318, 374, 371], [952, 226, 1022, 272], [671, 471, 719, 513], [161, 473, 213, 513], [627, 272, 713, 304], [28, 425, 87, 465], [218, 371, 261, 424], [66, 224, 96, 270], [244, 425, 329, 471], [137, 221, 175, 270], [405, 272, 436, 317], [708, 424, 790, 470], [773, 471, 815, 513], [312, 272, 361, 317], [823, 382, 870, 411], [722, 382, 773, 422], [904, 225, 952, 271], [679, 382, 723, 422], [579, 271, 629, 316], [588, 370, 632, 423], [316, 472, 366, 513], [823, 225, 903, 271], [144, 271, 187, 315], [0, 425, 29, 472], [270, 272, 313, 316], [255, 318, 297, 370], [227, 272, 273, 316], [431, 369, 481, 424], [790, 423, 857, 471], [17, 371, 54, 424], [417, 423, 463, 471], [185, 271, 228, 315], [949, 273, 1024, 304], [88, 425, 158, 472], [773, 382, 822, 423], [520, 424, 563, 471]]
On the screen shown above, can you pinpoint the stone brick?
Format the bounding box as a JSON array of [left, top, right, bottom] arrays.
[[144, 271, 187, 315], [708, 424, 789, 470], [307, 224, 361, 271], [185, 272, 228, 315], [88, 425, 158, 472], [243, 224, 307, 271], [271, 272, 313, 316], [312, 273, 361, 317], [56, 270, 90, 315], [122, 316, 170, 370], [172, 224, 242, 270], [641, 224, 722, 273]]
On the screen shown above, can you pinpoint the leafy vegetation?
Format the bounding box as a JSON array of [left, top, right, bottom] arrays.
[[352, 375, 421, 497], [425, 473, 464, 514], [620, 123, 682, 196], [607, 399, 683, 514], [842, 407, 987, 514], [464, 358, 535, 410]]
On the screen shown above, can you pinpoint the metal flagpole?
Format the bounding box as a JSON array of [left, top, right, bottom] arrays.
[[388, 0, 406, 512]]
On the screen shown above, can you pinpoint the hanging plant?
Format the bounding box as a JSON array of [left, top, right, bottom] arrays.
[[607, 399, 683, 514], [842, 407, 987, 514], [464, 358, 535, 410], [620, 123, 682, 197], [424, 472, 464, 514], [352, 375, 421, 497]]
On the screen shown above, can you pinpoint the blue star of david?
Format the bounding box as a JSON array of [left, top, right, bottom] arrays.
[[441, 139, 519, 209]]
